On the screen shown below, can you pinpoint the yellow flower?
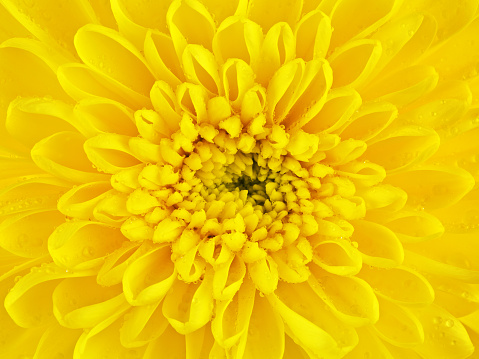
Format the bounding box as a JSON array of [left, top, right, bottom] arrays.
[[1, 0, 479, 358]]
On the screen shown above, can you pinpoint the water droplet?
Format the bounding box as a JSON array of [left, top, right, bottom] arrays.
[[445, 319, 454, 328], [433, 316, 442, 324]]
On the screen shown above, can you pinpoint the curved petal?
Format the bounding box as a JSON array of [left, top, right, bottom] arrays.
[[384, 165, 475, 210], [336, 160, 386, 188], [52, 276, 125, 328], [302, 87, 362, 134], [162, 271, 214, 334], [221, 59, 255, 111], [383, 210, 445, 243], [167, 0, 216, 59], [31, 131, 109, 183], [57, 181, 111, 220], [122, 245, 176, 305], [213, 16, 263, 66], [411, 304, 474, 359], [74, 24, 156, 98], [255, 22, 296, 86], [363, 125, 440, 173], [32, 323, 82, 359], [211, 276, 255, 349], [48, 221, 126, 271], [110, 0, 173, 48], [350, 220, 404, 268], [329, 0, 401, 49], [312, 238, 362, 276], [143, 325, 186, 359], [247, 255, 278, 294], [6, 97, 80, 148], [246, 0, 302, 32], [373, 296, 425, 347], [144, 30, 184, 88], [370, 12, 436, 78], [182, 44, 221, 95], [329, 39, 382, 89], [73, 314, 141, 359], [74, 97, 137, 137], [0, 0, 96, 56], [4, 262, 93, 328], [0, 176, 69, 217], [339, 101, 397, 142], [212, 255, 246, 301], [362, 65, 439, 108], [310, 265, 379, 327], [83, 133, 142, 174], [359, 265, 435, 305], [405, 231, 479, 283], [0, 209, 64, 258], [57, 63, 136, 106], [241, 292, 285, 359], [268, 281, 358, 359], [295, 10, 331, 61], [120, 300, 169, 348]]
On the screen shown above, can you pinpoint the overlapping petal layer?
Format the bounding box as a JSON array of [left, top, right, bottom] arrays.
[[0, 0, 479, 358]]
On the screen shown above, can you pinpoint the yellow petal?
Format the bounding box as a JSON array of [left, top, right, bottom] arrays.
[[370, 12, 436, 78], [339, 101, 397, 142], [6, 97, 79, 148], [1, 0, 96, 56], [336, 160, 386, 188], [96, 241, 146, 286], [255, 22, 295, 86], [362, 65, 439, 108], [150, 81, 182, 132], [57, 63, 135, 106], [31, 131, 109, 183], [363, 125, 440, 173], [247, 255, 278, 294], [405, 231, 479, 282], [329, 39, 382, 89], [143, 325, 186, 359], [411, 304, 474, 359], [33, 323, 82, 359], [52, 276, 126, 328], [302, 87, 362, 134], [222, 59, 255, 111], [167, 0, 216, 59], [310, 265, 379, 327], [144, 30, 185, 88], [83, 133, 142, 174], [247, 0, 302, 33], [384, 165, 475, 210], [73, 315, 142, 359], [329, 0, 401, 49], [182, 44, 221, 95], [295, 10, 331, 61], [343, 327, 394, 359], [213, 255, 246, 301], [74, 24, 155, 99], [211, 276, 255, 349], [48, 221, 126, 271], [57, 181, 110, 220], [4, 262, 93, 328], [373, 296, 425, 347], [350, 220, 404, 268], [383, 210, 445, 243], [359, 265, 434, 305], [213, 16, 263, 66], [0, 209, 63, 258], [269, 281, 358, 359], [74, 97, 137, 137], [242, 291, 284, 359], [0, 176, 69, 217], [122, 245, 176, 305], [312, 238, 362, 276], [162, 271, 214, 334], [120, 300, 169, 348], [110, 0, 173, 48]]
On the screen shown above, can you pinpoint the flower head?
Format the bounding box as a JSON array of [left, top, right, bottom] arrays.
[[1, 0, 479, 358]]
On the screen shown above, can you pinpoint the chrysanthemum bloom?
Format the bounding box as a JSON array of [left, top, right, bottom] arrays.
[[1, 0, 479, 358]]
